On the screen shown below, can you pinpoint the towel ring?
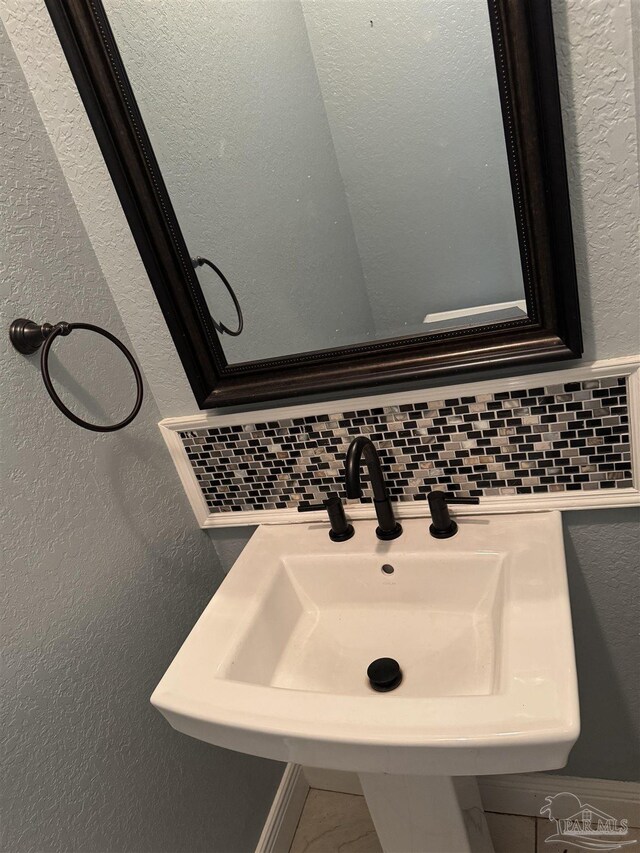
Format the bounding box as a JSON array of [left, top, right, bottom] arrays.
[[192, 256, 244, 337], [10, 318, 144, 432]]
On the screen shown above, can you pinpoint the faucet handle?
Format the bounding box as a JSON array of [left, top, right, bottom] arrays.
[[297, 494, 355, 542], [297, 501, 330, 513], [427, 490, 479, 539]]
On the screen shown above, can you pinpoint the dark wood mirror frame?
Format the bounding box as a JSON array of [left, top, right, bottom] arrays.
[[45, 0, 582, 408]]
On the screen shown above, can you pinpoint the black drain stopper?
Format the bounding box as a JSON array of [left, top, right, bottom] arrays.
[[367, 657, 403, 692]]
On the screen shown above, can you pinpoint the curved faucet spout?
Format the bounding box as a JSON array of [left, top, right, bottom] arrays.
[[345, 436, 402, 540], [345, 436, 388, 501]]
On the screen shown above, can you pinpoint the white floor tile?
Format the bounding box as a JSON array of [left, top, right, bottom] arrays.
[[289, 789, 541, 853], [289, 789, 382, 853], [485, 812, 536, 853]]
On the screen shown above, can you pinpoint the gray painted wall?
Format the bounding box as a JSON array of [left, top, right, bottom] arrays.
[[561, 508, 640, 781], [551, 0, 640, 779], [2, 17, 638, 853], [1, 26, 282, 853]]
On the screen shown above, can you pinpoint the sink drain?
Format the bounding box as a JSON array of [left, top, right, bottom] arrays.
[[381, 564, 394, 575], [367, 658, 403, 692]]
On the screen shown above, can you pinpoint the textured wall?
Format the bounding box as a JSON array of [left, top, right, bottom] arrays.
[[552, 0, 640, 362], [551, 2, 640, 783], [3, 0, 639, 802], [1, 25, 282, 853], [0, 0, 198, 418]]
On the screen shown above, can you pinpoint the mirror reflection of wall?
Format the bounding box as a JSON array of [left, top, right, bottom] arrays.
[[105, 0, 527, 364]]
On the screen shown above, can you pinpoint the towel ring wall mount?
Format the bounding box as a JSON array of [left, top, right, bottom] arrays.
[[10, 318, 144, 432]]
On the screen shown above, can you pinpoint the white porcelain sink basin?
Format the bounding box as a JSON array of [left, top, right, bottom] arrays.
[[225, 550, 503, 700], [152, 511, 579, 778]]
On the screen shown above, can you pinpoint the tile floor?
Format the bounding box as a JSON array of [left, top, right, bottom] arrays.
[[289, 788, 640, 853]]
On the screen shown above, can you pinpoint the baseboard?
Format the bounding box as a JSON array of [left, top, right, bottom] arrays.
[[479, 772, 640, 826], [257, 765, 640, 850], [255, 764, 309, 853]]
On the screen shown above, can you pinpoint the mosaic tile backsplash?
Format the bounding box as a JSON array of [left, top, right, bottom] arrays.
[[179, 376, 633, 513]]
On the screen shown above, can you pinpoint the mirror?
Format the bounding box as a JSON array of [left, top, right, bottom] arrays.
[[103, 0, 526, 364], [46, 0, 581, 406]]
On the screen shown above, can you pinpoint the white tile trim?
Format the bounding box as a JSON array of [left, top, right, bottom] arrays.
[[159, 418, 212, 527], [159, 356, 640, 528]]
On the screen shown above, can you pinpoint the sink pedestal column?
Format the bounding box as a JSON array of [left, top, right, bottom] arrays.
[[358, 774, 494, 853]]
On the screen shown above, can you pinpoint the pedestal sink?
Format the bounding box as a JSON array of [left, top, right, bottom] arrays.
[[152, 512, 579, 852]]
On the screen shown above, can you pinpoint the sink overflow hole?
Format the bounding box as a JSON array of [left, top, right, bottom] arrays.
[[381, 564, 395, 575]]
